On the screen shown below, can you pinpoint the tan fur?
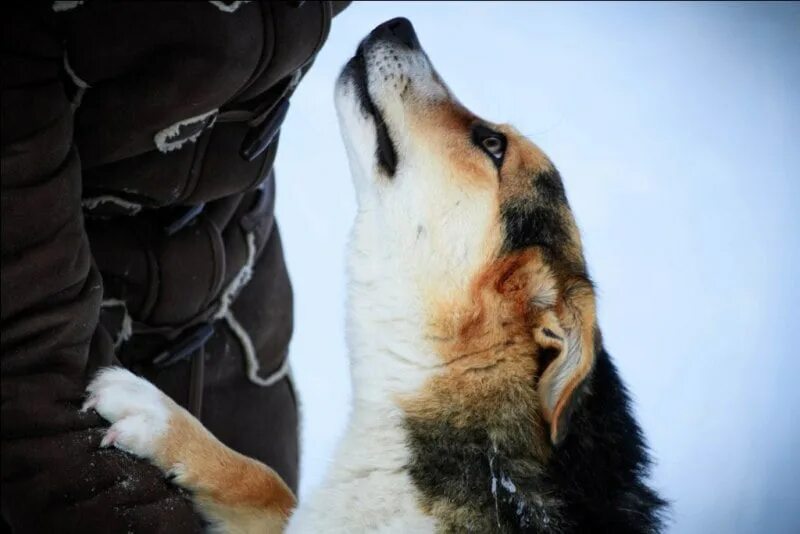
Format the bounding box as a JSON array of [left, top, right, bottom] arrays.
[[153, 402, 295, 532], [407, 216, 596, 449], [409, 101, 491, 186], [403, 96, 598, 447], [198, 502, 287, 534], [404, 251, 559, 461], [409, 100, 554, 198], [540, 275, 596, 443], [497, 126, 556, 205]]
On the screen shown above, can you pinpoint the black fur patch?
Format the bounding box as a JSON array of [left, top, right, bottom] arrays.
[[343, 52, 398, 176], [503, 204, 570, 252], [404, 349, 668, 533], [502, 169, 568, 253]]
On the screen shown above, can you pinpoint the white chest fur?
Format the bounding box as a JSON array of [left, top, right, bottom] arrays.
[[285, 405, 435, 533], [286, 218, 442, 533]]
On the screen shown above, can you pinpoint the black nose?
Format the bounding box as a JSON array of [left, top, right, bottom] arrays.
[[370, 17, 420, 50]]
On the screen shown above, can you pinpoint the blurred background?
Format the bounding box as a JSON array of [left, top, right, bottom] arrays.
[[274, 2, 800, 533]]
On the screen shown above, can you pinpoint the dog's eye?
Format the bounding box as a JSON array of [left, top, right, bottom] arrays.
[[482, 136, 504, 158], [471, 124, 506, 169]]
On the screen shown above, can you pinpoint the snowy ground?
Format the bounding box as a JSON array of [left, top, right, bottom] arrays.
[[274, 3, 800, 533]]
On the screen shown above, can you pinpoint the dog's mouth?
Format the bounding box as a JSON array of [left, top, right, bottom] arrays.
[[344, 49, 398, 177], [340, 17, 424, 179]]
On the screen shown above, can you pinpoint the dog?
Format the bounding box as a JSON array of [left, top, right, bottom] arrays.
[[84, 18, 667, 533]]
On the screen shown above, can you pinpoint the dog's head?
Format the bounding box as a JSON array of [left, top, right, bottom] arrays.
[[336, 19, 597, 445]]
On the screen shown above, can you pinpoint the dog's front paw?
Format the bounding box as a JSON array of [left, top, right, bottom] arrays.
[[84, 367, 173, 460]]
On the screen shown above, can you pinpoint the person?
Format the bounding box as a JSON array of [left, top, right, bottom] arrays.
[[1, 1, 350, 532]]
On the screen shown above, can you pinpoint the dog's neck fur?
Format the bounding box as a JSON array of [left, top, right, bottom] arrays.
[[286, 217, 444, 533], [288, 215, 666, 534]]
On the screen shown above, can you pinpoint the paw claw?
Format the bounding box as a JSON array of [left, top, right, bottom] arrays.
[[84, 367, 171, 459], [81, 396, 97, 413], [100, 428, 119, 448]]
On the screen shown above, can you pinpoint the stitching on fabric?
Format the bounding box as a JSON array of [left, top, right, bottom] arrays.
[[224, 309, 290, 387], [82, 195, 143, 215], [212, 232, 256, 320], [153, 109, 218, 154], [208, 1, 247, 13], [63, 53, 90, 89], [213, 231, 288, 387], [63, 52, 90, 109], [52, 1, 84, 12]]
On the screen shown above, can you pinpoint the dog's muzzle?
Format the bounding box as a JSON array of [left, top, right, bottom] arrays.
[[338, 18, 423, 178], [362, 17, 421, 52]]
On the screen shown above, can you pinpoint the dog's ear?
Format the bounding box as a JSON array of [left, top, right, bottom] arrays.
[[533, 280, 596, 446]]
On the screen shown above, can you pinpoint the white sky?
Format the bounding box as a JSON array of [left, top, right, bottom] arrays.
[[275, 3, 800, 533]]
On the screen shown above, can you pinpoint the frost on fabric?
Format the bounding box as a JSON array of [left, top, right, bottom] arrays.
[[101, 299, 133, 349]]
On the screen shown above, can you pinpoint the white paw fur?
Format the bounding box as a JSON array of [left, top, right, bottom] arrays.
[[84, 367, 172, 459]]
